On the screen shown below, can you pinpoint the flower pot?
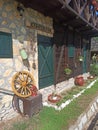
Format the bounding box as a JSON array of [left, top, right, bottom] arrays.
[[79, 58, 83, 62], [30, 85, 38, 96], [92, 0, 97, 5], [87, 75, 94, 79], [74, 76, 84, 86], [48, 94, 61, 103], [79, 56, 83, 62]]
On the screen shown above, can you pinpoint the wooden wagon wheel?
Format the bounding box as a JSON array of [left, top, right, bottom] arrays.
[[12, 71, 36, 98]]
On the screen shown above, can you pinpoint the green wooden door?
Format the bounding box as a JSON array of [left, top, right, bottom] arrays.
[[38, 35, 54, 89]]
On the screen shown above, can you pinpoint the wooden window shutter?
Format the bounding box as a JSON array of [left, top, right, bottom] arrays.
[[0, 32, 13, 58], [68, 44, 75, 57]]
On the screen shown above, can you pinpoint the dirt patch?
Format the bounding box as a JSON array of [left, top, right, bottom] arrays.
[[0, 115, 29, 130]]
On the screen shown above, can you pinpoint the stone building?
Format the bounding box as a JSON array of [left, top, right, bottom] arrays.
[[0, 0, 98, 121], [0, 0, 53, 121]]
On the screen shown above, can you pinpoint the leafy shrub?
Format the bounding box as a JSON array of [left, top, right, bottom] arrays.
[[90, 63, 98, 76]]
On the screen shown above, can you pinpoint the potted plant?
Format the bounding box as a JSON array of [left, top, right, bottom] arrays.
[[64, 67, 72, 75], [48, 91, 61, 103], [79, 55, 83, 62], [90, 63, 98, 76]]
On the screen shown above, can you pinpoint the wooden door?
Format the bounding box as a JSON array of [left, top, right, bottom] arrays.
[[38, 35, 54, 89]]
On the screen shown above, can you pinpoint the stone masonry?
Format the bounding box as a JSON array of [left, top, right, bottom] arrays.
[[0, 0, 53, 121], [0, 0, 93, 123]]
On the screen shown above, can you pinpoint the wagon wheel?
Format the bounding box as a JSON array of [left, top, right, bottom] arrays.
[[12, 71, 35, 98]]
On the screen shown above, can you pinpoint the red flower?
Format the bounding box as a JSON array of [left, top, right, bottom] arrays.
[[30, 85, 38, 96]]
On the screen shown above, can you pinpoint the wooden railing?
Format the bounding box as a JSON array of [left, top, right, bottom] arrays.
[[59, 0, 98, 28]]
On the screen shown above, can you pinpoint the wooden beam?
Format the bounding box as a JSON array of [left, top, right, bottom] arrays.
[[66, 0, 72, 5], [58, 0, 66, 5], [58, 0, 72, 5], [73, 0, 80, 13], [81, 28, 93, 33], [75, 24, 88, 30], [79, 2, 87, 15], [61, 16, 78, 25], [55, 45, 65, 85], [91, 16, 97, 26], [61, 1, 98, 31]]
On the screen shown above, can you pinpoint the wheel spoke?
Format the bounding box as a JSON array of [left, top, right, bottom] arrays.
[[21, 87, 24, 94], [18, 75, 24, 81], [24, 87, 27, 95], [27, 80, 33, 85], [14, 79, 22, 85], [27, 83, 33, 88], [26, 87, 30, 93], [16, 86, 22, 92], [26, 73, 29, 83], [12, 71, 35, 97], [22, 72, 25, 81]]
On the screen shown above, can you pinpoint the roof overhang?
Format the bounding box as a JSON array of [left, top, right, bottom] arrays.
[[16, 0, 98, 37]]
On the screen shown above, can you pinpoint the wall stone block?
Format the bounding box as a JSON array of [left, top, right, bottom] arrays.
[[0, 79, 4, 87], [21, 27, 26, 34], [0, 1, 3, 8], [2, 12, 7, 17], [5, 5, 12, 11], [3, 69, 13, 77], [2, 20, 8, 25], [9, 23, 16, 29]]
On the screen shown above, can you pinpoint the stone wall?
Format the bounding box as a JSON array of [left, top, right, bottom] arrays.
[[0, 0, 91, 122], [0, 0, 53, 121], [69, 96, 98, 130]]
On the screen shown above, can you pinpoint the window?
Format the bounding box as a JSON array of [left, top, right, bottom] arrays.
[[68, 44, 75, 57], [0, 32, 13, 58]]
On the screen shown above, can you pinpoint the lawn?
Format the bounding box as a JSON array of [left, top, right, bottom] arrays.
[[1, 77, 98, 130]]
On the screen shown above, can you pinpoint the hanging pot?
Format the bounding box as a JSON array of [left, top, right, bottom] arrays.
[[95, 2, 98, 10], [92, 0, 97, 6], [20, 48, 28, 60], [74, 76, 84, 86]]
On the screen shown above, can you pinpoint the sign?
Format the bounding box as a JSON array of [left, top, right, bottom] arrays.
[[27, 21, 53, 34]]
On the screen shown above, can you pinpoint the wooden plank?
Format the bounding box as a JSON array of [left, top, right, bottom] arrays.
[[55, 45, 65, 85], [58, 0, 72, 5], [79, 2, 87, 15], [66, 0, 72, 4], [0, 88, 14, 96], [73, 0, 80, 13]]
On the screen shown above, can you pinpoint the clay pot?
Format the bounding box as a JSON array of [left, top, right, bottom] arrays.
[[74, 76, 84, 86], [95, 3, 98, 10], [92, 0, 97, 6], [48, 94, 61, 103]]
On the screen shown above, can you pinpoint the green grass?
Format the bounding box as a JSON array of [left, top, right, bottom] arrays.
[[3, 78, 98, 130], [39, 101, 82, 130], [56, 78, 95, 106]]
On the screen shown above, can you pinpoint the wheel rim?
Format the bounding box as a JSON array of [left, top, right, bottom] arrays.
[[12, 71, 36, 98]]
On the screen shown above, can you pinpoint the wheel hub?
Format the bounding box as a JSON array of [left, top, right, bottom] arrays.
[[21, 81, 27, 87]]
